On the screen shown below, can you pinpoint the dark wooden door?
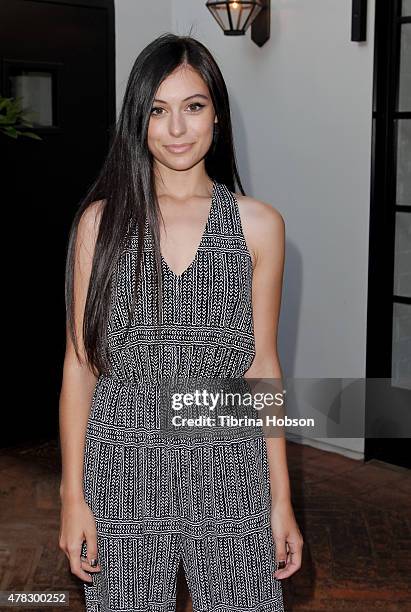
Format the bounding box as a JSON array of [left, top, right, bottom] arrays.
[[0, 0, 115, 445]]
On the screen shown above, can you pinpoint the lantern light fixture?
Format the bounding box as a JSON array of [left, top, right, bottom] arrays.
[[206, 0, 271, 47]]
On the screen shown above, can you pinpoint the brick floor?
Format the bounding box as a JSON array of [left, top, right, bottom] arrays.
[[0, 438, 409, 611]]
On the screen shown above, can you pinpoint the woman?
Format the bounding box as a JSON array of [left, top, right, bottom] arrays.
[[59, 33, 303, 612]]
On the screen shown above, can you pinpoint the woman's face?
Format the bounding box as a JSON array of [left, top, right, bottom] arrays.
[[147, 64, 217, 172]]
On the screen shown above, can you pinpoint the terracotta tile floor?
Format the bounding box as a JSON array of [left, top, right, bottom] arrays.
[[0, 438, 410, 611]]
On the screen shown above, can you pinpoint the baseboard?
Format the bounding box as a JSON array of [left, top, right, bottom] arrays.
[[286, 432, 365, 460]]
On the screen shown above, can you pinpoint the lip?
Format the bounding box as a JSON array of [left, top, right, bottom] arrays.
[[164, 143, 194, 153]]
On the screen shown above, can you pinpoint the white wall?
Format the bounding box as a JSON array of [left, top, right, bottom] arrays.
[[115, 0, 172, 117], [115, 1, 377, 457]]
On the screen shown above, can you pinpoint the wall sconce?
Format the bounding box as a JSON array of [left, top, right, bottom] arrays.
[[206, 0, 271, 47]]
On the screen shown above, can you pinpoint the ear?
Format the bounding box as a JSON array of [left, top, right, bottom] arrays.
[[214, 115, 218, 124]]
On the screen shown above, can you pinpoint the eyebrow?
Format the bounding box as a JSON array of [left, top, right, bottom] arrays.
[[153, 93, 209, 104]]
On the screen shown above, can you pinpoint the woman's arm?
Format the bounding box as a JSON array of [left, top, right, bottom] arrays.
[[59, 344, 98, 502], [245, 203, 290, 504], [58, 201, 104, 584], [239, 195, 303, 579], [59, 200, 103, 502]]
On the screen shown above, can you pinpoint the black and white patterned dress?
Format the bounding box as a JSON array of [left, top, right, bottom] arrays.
[[81, 180, 285, 611]]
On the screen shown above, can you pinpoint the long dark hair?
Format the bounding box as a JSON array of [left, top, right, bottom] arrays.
[[65, 33, 245, 377]]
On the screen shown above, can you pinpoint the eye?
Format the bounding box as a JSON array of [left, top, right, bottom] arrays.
[[150, 106, 164, 116], [187, 102, 205, 112]]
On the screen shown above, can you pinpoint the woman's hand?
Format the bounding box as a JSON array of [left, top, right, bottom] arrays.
[[59, 497, 101, 583], [271, 499, 304, 579]]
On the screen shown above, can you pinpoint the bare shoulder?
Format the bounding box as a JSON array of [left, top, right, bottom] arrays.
[[76, 199, 106, 259], [233, 192, 285, 269], [78, 199, 106, 236]]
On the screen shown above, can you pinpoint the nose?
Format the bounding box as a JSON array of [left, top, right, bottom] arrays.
[[168, 112, 187, 138]]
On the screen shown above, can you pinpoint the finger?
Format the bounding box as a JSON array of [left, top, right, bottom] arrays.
[[274, 542, 303, 579], [82, 532, 100, 571], [274, 552, 301, 578], [68, 544, 94, 583], [273, 537, 288, 574], [285, 542, 292, 565], [80, 556, 101, 572]]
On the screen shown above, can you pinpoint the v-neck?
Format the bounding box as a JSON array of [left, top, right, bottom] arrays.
[[159, 180, 217, 280]]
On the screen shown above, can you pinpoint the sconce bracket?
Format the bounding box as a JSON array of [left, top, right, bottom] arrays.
[[351, 0, 367, 41], [251, 0, 270, 47]]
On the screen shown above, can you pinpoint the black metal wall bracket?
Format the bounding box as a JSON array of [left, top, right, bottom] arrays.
[[351, 0, 368, 41], [251, 0, 271, 47]]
